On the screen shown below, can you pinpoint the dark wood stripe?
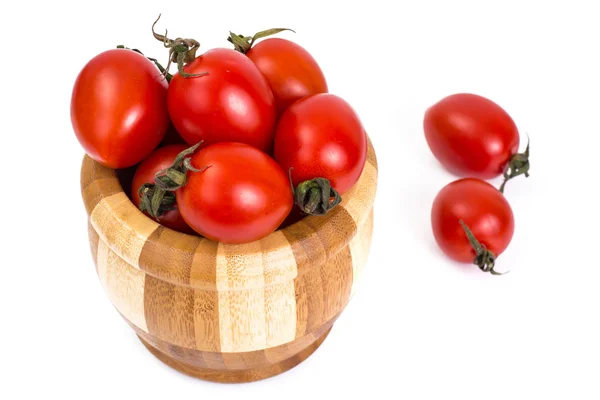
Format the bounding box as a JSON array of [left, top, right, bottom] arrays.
[[200, 349, 227, 370], [138, 226, 200, 286], [189, 239, 219, 289], [82, 178, 123, 215], [221, 350, 269, 370], [303, 207, 357, 258], [127, 318, 208, 369], [292, 260, 324, 337], [281, 221, 326, 273], [283, 209, 357, 339], [193, 289, 221, 352], [87, 221, 100, 273], [144, 275, 197, 349], [289, 243, 353, 339]]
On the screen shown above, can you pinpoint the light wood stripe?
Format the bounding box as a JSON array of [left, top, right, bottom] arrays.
[[191, 240, 221, 352], [293, 262, 324, 337], [88, 222, 100, 272], [341, 162, 378, 227], [97, 240, 148, 332], [144, 275, 196, 348], [319, 246, 353, 322], [96, 238, 109, 286], [260, 232, 297, 348], [349, 210, 374, 298], [260, 231, 298, 285], [217, 242, 267, 352], [217, 289, 267, 352], [263, 282, 296, 348], [216, 242, 264, 291], [90, 192, 158, 269]]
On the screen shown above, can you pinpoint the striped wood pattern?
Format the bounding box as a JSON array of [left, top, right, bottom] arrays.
[[81, 138, 378, 382]]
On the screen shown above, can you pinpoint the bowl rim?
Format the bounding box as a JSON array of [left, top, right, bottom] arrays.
[[81, 137, 378, 289]]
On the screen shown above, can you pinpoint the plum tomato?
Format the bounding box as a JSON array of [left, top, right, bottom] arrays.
[[273, 93, 367, 196], [431, 178, 515, 275], [175, 142, 293, 244], [423, 93, 530, 192], [70, 48, 169, 169], [244, 37, 328, 114], [131, 145, 194, 234], [167, 48, 277, 153]]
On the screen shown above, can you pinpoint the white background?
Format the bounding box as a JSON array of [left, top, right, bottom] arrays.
[[2, 0, 599, 398]]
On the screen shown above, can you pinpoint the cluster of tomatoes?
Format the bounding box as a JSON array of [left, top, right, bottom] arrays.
[[70, 17, 367, 244], [424, 93, 530, 275]]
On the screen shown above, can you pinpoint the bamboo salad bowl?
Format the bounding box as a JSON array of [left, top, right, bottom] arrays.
[[80, 138, 378, 383]]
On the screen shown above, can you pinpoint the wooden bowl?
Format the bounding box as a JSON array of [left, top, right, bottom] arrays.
[[80, 138, 378, 383]]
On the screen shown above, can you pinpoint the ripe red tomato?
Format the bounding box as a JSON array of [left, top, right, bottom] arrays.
[[131, 145, 194, 234], [431, 178, 515, 274], [423, 93, 520, 180], [273, 93, 367, 195], [176, 142, 293, 244], [167, 48, 277, 153], [71, 48, 169, 169], [246, 38, 328, 114]]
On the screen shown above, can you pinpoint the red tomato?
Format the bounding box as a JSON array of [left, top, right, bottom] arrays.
[[423, 93, 520, 179], [71, 48, 169, 169], [167, 48, 277, 153], [177, 142, 293, 244], [246, 38, 328, 114], [273, 93, 367, 195], [431, 178, 515, 274], [131, 145, 194, 234]]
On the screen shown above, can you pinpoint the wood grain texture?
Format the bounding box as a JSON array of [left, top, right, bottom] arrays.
[[138, 327, 332, 383], [128, 313, 337, 383], [97, 239, 148, 332], [81, 136, 378, 382], [349, 210, 374, 298]]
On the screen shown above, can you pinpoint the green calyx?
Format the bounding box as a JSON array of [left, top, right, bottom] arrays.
[[293, 177, 342, 216], [227, 28, 295, 54], [499, 137, 530, 194], [151, 14, 208, 79], [136, 141, 208, 220], [116, 45, 173, 82], [459, 220, 507, 276], [137, 184, 177, 221]]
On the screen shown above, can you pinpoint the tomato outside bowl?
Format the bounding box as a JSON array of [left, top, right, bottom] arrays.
[[79, 137, 378, 383]]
